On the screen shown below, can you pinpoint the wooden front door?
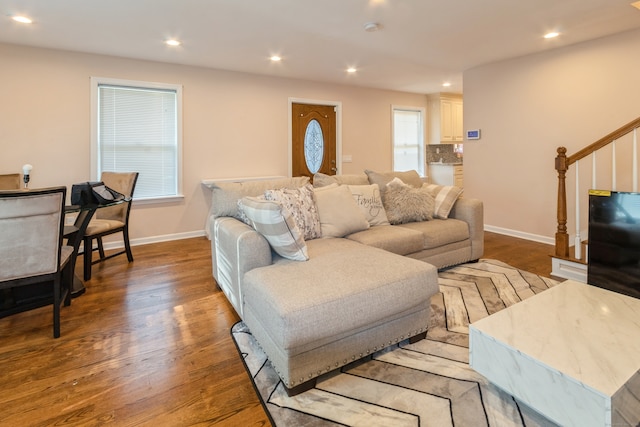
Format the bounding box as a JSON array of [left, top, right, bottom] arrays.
[[292, 103, 336, 179]]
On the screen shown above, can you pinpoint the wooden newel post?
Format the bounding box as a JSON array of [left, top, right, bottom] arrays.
[[555, 147, 569, 257]]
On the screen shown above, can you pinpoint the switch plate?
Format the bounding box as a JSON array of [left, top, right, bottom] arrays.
[[342, 154, 353, 163]]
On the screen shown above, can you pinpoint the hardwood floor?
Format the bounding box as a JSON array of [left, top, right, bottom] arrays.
[[0, 232, 554, 426]]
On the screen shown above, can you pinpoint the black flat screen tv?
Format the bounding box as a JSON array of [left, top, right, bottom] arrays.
[[587, 190, 640, 299]]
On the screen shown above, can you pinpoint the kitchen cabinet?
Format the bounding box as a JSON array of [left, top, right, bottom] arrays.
[[428, 94, 463, 143], [429, 164, 463, 187]]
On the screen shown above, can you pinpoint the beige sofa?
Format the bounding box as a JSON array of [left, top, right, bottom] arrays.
[[208, 171, 483, 395]]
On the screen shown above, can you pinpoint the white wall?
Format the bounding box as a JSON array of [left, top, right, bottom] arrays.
[[463, 28, 640, 243], [0, 42, 427, 244]]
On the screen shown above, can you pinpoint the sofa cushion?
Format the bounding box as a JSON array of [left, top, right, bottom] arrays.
[[396, 218, 469, 250], [239, 196, 308, 261], [313, 172, 369, 187], [347, 184, 389, 226], [424, 184, 464, 219], [209, 177, 310, 219], [264, 184, 321, 240], [346, 225, 423, 256], [243, 238, 438, 352], [313, 184, 370, 237], [383, 178, 434, 224]]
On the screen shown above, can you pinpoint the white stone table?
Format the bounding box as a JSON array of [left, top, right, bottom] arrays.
[[470, 280, 640, 427]]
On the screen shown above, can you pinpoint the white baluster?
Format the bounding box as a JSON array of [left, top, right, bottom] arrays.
[[592, 151, 597, 189], [634, 128, 638, 193], [575, 160, 581, 260], [612, 140, 617, 191]]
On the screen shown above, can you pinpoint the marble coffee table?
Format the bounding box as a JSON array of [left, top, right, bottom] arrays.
[[469, 280, 640, 427]]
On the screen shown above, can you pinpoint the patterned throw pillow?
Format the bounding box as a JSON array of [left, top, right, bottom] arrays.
[[264, 184, 321, 240], [383, 178, 435, 224], [239, 196, 309, 261], [423, 184, 464, 219], [347, 184, 390, 226]]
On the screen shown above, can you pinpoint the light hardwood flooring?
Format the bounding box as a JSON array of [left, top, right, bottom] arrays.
[[0, 232, 554, 426]]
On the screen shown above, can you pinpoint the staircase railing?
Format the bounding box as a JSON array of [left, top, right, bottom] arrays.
[[555, 116, 640, 260]]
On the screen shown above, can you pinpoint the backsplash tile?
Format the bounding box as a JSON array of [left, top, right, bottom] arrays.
[[426, 144, 463, 164]]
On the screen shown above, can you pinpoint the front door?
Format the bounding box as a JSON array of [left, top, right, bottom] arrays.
[[292, 103, 336, 179]]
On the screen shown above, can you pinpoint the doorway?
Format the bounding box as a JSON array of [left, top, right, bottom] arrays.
[[289, 99, 341, 179]]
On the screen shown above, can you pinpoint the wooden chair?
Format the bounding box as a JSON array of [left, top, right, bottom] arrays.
[[0, 187, 73, 338], [0, 173, 21, 190], [83, 172, 138, 281]]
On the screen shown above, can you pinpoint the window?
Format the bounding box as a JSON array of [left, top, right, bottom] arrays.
[[91, 77, 183, 202], [392, 107, 425, 176]]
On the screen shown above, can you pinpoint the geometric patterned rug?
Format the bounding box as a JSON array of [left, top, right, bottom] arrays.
[[231, 259, 561, 426]]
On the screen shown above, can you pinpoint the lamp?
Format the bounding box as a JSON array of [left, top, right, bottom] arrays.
[[22, 164, 32, 188]]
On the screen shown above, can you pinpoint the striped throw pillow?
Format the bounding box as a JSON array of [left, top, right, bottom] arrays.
[[423, 184, 463, 219], [239, 196, 309, 261]]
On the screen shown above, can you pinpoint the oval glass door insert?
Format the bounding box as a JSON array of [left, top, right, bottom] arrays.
[[304, 119, 324, 174]]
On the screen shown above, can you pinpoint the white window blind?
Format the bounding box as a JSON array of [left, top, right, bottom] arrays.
[[392, 107, 425, 176], [95, 79, 182, 200]]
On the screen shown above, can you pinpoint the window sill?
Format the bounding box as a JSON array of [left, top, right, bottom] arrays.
[[133, 195, 185, 206]]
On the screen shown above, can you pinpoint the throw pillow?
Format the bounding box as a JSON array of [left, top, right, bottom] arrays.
[[239, 196, 309, 261], [264, 184, 321, 240], [383, 178, 435, 224], [423, 184, 464, 219], [313, 184, 370, 237], [364, 169, 424, 190], [347, 184, 390, 226]]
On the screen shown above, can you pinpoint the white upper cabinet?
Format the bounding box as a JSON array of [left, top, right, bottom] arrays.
[[428, 94, 463, 143]]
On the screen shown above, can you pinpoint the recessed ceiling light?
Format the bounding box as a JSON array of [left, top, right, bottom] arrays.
[[12, 16, 33, 24], [364, 22, 381, 32], [347, 67, 357, 73], [270, 55, 282, 62], [632, 1, 640, 11], [442, 82, 451, 87], [544, 32, 560, 39], [165, 39, 181, 47]]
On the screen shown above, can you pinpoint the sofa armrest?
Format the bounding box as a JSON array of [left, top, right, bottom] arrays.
[[448, 197, 484, 260], [211, 216, 272, 318]]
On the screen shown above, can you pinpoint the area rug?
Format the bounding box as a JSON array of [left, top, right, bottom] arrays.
[[231, 259, 560, 426]]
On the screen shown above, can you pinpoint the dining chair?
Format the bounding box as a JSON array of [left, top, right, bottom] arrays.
[[0, 187, 73, 338], [0, 173, 21, 190], [83, 172, 138, 281]]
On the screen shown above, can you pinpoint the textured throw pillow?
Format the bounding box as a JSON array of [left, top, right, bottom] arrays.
[[239, 197, 309, 261], [364, 169, 425, 203], [383, 178, 435, 225], [347, 184, 390, 226], [264, 184, 321, 240], [313, 184, 370, 237], [423, 184, 464, 219]]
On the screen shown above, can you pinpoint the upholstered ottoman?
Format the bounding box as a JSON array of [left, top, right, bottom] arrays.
[[242, 238, 439, 395]]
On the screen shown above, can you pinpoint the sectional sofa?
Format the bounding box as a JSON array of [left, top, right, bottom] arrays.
[[208, 170, 483, 395]]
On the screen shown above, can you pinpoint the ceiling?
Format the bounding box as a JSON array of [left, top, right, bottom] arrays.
[[1, 0, 639, 94]]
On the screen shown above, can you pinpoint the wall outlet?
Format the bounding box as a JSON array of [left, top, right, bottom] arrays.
[[342, 154, 353, 163]]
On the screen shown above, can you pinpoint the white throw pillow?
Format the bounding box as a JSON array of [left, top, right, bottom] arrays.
[[313, 184, 370, 237], [239, 196, 309, 261], [347, 184, 390, 226]]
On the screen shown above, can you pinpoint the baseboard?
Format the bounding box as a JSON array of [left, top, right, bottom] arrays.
[[483, 225, 554, 246], [99, 230, 206, 251]]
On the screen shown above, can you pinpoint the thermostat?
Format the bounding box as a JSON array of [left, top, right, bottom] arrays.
[[466, 129, 481, 140]]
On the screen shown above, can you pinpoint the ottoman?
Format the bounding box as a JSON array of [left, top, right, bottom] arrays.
[[242, 238, 439, 395]]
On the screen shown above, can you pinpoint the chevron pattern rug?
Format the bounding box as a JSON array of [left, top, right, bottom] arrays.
[[231, 259, 561, 426]]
